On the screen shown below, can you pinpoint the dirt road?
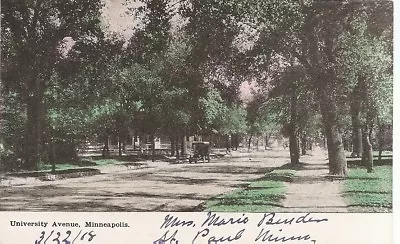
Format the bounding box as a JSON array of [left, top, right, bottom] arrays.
[[0, 149, 289, 211]]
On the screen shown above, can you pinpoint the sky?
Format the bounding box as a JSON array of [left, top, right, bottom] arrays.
[[102, 0, 139, 39]]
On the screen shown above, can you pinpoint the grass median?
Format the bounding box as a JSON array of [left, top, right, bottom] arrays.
[[205, 169, 295, 212], [343, 165, 392, 212], [37, 158, 129, 171]]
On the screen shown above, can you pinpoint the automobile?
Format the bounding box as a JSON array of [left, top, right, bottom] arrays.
[[189, 142, 210, 163]]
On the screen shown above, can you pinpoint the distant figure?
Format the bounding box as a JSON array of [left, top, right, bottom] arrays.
[[283, 141, 289, 150], [226, 135, 232, 155]]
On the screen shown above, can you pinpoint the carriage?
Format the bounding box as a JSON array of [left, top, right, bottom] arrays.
[[189, 142, 211, 163]]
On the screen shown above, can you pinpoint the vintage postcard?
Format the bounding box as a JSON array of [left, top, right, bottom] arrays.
[[0, 0, 395, 243]]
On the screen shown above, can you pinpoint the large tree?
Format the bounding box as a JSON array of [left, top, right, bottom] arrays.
[[2, 0, 104, 170]]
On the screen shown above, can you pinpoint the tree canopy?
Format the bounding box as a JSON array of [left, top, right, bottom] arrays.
[[1, 0, 392, 176]]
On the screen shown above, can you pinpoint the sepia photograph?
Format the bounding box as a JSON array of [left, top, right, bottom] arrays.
[[0, 0, 393, 213]]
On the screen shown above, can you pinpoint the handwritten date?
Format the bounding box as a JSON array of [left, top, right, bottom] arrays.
[[35, 230, 96, 244]]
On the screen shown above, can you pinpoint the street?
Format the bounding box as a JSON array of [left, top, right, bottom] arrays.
[[0, 149, 289, 212]]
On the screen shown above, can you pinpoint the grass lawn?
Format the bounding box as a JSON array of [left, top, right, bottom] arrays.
[[37, 158, 120, 171], [372, 151, 392, 157], [91, 158, 122, 166], [38, 163, 77, 171], [343, 165, 392, 212], [205, 169, 295, 212]]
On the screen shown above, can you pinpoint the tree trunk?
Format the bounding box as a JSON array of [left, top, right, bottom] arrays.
[[324, 124, 347, 175], [175, 136, 180, 159], [181, 133, 187, 156], [350, 77, 363, 157], [150, 133, 156, 162], [289, 85, 299, 165], [133, 131, 136, 151], [301, 8, 346, 175], [342, 136, 348, 152], [23, 88, 44, 171], [226, 135, 232, 153], [351, 119, 363, 157], [52, 135, 78, 163], [256, 137, 259, 150], [265, 133, 271, 149], [118, 136, 122, 157], [362, 129, 373, 173], [377, 118, 385, 165], [102, 134, 110, 158], [232, 134, 238, 151], [50, 129, 56, 173], [301, 133, 307, 156], [25, 111, 40, 169], [346, 137, 352, 152], [248, 135, 252, 151], [170, 135, 176, 157], [314, 30, 347, 174], [362, 122, 374, 173], [319, 91, 347, 176], [289, 133, 299, 164]]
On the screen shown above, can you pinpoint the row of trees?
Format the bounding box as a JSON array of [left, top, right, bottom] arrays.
[[1, 0, 392, 176], [240, 0, 392, 175], [1, 0, 248, 168]]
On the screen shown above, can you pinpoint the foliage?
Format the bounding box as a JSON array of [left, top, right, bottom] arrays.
[[1, 0, 392, 173], [245, 91, 282, 140], [220, 106, 248, 135], [200, 88, 247, 135], [200, 88, 228, 130], [1, 0, 105, 169], [0, 92, 26, 156], [337, 27, 392, 124], [240, 1, 392, 175]]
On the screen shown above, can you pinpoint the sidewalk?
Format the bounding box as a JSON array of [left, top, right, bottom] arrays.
[[276, 148, 348, 212]]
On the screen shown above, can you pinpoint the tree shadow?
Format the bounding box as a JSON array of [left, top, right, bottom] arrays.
[[279, 162, 329, 171], [6, 168, 101, 179], [186, 166, 276, 175], [278, 205, 350, 212], [347, 204, 392, 209], [146, 175, 218, 185], [245, 186, 285, 190], [292, 176, 332, 184], [345, 176, 381, 180], [206, 200, 284, 212], [87, 154, 169, 162], [344, 190, 391, 194], [0, 183, 214, 211], [347, 158, 392, 168]]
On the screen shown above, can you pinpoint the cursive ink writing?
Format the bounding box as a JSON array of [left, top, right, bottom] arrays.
[[255, 228, 311, 242], [258, 213, 328, 227], [201, 212, 249, 228], [154, 229, 180, 244], [154, 212, 325, 243], [34, 229, 95, 244], [192, 228, 245, 244], [160, 214, 195, 229]]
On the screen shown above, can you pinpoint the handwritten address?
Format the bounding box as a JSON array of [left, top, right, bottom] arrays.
[[154, 212, 328, 244]]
